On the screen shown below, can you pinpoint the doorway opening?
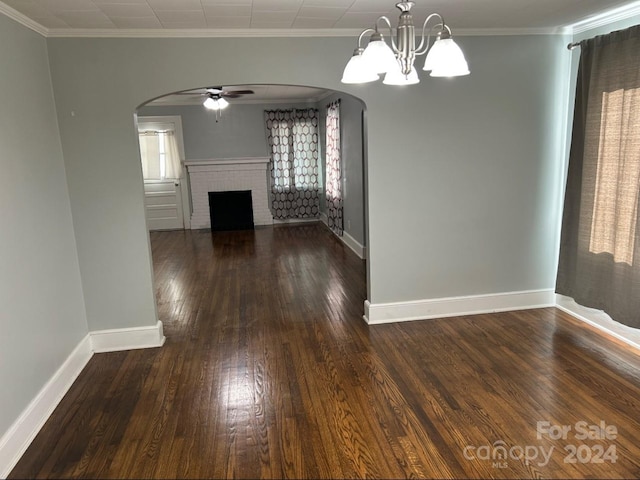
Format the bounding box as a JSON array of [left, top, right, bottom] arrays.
[[136, 83, 370, 324], [137, 116, 190, 231]]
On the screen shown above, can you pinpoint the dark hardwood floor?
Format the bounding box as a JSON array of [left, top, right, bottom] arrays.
[[10, 223, 640, 479]]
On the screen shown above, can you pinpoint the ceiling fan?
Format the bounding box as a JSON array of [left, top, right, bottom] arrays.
[[172, 86, 255, 121], [174, 86, 255, 109]]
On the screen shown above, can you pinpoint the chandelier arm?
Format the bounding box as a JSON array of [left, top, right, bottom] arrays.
[[375, 15, 397, 52], [356, 28, 376, 49], [415, 13, 445, 56]]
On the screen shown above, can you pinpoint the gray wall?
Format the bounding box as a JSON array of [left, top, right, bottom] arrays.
[[44, 33, 570, 325], [319, 93, 366, 245], [140, 103, 278, 160], [139, 101, 320, 160], [140, 104, 269, 159], [0, 15, 88, 435]]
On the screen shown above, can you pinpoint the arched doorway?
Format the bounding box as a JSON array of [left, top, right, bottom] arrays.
[[135, 83, 369, 333]]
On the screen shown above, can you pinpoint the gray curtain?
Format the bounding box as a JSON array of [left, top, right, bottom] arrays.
[[556, 25, 640, 328], [264, 109, 320, 219]]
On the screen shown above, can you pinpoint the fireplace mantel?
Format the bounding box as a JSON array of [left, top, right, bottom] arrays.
[[186, 157, 272, 229]]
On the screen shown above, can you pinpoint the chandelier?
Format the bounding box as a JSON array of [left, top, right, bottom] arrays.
[[341, 1, 470, 85]]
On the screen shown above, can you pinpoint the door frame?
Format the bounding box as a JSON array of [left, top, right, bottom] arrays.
[[137, 115, 191, 229]]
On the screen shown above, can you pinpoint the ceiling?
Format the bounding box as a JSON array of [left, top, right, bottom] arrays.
[[0, 0, 637, 33]]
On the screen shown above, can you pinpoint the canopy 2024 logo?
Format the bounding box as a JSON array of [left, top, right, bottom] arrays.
[[462, 420, 618, 469]]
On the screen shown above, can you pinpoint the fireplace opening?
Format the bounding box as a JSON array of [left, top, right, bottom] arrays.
[[208, 190, 254, 231]]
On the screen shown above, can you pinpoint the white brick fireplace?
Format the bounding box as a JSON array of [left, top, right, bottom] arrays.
[[185, 157, 272, 229]]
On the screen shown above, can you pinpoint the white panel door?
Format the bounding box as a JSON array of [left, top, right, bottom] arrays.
[[144, 180, 184, 231]]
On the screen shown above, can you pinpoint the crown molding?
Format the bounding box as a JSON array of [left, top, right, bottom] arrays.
[[45, 27, 361, 38], [456, 27, 566, 36], [569, 1, 640, 35], [0, 1, 48, 36], [44, 26, 566, 39]]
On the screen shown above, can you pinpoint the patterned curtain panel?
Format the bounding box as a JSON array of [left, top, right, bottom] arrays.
[[264, 109, 320, 219], [325, 100, 343, 236]]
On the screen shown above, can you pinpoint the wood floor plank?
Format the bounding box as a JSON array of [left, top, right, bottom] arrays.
[[9, 223, 640, 479]]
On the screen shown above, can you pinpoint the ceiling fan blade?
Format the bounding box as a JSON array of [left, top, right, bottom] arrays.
[[173, 92, 206, 95], [224, 89, 254, 95], [221, 93, 241, 98]]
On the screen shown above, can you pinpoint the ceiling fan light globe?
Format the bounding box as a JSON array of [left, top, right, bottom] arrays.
[[217, 97, 230, 109], [203, 97, 219, 110]]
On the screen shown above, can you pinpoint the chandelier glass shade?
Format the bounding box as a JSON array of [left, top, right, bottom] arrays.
[[341, 1, 470, 85], [361, 33, 398, 74], [383, 62, 420, 85], [341, 48, 381, 84], [424, 38, 470, 77]]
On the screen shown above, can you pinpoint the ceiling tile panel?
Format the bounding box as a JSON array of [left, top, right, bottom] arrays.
[[201, 0, 252, 5], [347, 0, 394, 13], [301, 0, 354, 7], [109, 16, 163, 27], [146, 0, 203, 11], [56, 10, 115, 27], [97, 3, 155, 17], [251, 0, 304, 12], [333, 11, 391, 28], [205, 15, 251, 27], [251, 10, 298, 22], [292, 17, 338, 28], [154, 10, 206, 23], [92, 0, 148, 4], [297, 6, 347, 18], [39, 0, 99, 11], [250, 20, 295, 28], [203, 5, 252, 17]]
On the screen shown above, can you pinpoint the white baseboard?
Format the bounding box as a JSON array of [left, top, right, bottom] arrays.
[[0, 335, 93, 479], [340, 231, 366, 260], [273, 217, 320, 225], [364, 289, 556, 325], [90, 321, 166, 353], [0, 321, 166, 477], [555, 294, 640, 351], [319, 213, 367, 260]]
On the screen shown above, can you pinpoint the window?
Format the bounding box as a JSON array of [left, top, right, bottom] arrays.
[[264, 109, 320, 219], [138, 123, 182, 180], [588, 87, 640, 266]]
